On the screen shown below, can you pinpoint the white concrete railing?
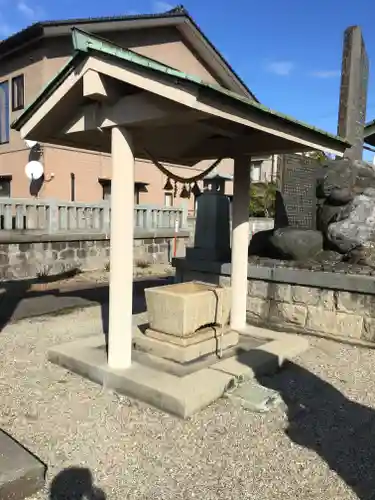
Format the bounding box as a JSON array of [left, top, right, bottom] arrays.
[[248, 217, 274, 238], [0, 198, 188, 233]]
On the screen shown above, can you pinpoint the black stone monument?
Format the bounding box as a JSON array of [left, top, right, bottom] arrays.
[[338, 25, 369, 160], [276, 153, 318, 230]]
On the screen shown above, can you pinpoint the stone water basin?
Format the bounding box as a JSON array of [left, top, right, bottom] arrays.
[[145, 281, 231, 337]]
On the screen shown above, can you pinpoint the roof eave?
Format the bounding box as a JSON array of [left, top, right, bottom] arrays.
[[12, 31, 349, 157], [364, 119, 375, 147], [197, 86, 350, 155]]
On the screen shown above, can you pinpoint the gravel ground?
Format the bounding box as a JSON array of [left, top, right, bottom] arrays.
[[26, 263, 174, 291], [2, 306, 375, 499]]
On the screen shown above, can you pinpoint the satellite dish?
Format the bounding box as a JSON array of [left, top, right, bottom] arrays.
[[25, 139, 38, 149], [25, 161, 44, 180]]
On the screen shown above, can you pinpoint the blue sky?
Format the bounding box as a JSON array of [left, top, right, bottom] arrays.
[[1, 0, 374, 146]]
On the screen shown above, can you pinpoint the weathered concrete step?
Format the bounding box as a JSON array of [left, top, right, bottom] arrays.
[[225, 380, 284, 413], [0, 430, 46, 500]]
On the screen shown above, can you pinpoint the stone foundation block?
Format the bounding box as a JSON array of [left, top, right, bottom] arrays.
[[145, 327, 221, 346], [269, 301, 307, 327], [292, 286, 334, 309], [362, 317, 375, 341], [134, 329, 239, 363], [248, 280, 269, 299], [270, 283, 292, 303], [338, 291, 375, 318], [246, 297, 270, 320], [145, 281, 231, 336], [306, 308, 363, 338], [219, 276, 231, 287]]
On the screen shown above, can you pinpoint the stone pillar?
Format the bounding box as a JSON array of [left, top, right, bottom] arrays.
[[186, 175, 231, 262], [107, 127, 134, 370], [338, 25, 369, 161], [230, 157, 250, 331]]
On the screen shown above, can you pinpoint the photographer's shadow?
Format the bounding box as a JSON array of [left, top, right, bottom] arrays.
[[49, 467, 105, 500], [257, 360, 375, 500]]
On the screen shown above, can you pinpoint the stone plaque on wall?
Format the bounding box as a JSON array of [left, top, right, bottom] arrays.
[[338, 25, 369, 160], [276, 154, 319, 230]]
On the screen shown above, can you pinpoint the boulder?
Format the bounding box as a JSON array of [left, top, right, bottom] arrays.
[[317, 201, 353, 234], [327, 187, 354, 205], [353, 160, 375, 193], [327, 192, 375, 253], [270, 227, 323, 261], [346, 242, 375, 268], [248, 229, 283, 259], [363, 187, 375, 198], [313, 250, 343, 265], [316, 158, 357, 199]]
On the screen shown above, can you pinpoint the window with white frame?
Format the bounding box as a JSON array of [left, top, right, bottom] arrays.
[[251, 161, 262, 182], [164, 192, 173, 207]]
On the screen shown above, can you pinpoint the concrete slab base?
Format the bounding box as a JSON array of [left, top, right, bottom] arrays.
[[0, 430, 46, 500], [48, 326, 309, 419]]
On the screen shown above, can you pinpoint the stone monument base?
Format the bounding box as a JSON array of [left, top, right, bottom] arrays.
[[140, 280, 236, 365], [48, 321, 309, 418], [134, 326, 239, 363], [46, 273, 309, 418], [145, 326, 230, 346]]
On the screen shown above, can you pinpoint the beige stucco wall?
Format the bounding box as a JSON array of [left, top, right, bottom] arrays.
[[0, 26, 234, 207], [40, 146, 235, 212], [0, 43, 44, 158], [43, 27, 220, 85]]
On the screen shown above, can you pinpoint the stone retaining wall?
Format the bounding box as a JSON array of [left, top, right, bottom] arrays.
[[246, 280, 374, 343], [0, 230, 188, 280], [174, 260, 375, 345]]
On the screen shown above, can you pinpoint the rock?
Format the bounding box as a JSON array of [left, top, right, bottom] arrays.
[[317, 202, 353, 233], [316, 158, 357, 199], [346, 242, 375, 268], [248, 229, 282, 258], [363, 187, 375, 197], [313, 250, 343, 265], [354, 160, 375, 178], [270, 228, 323, 261], [327, 192, 375, 253], [327, 187, 354, 205], [304, 250, 342, 271], [353, 160, 375, 193]]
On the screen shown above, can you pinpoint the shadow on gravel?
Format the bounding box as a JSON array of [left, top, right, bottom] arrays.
[[49, 467, 106, 500], [256, 359, 375, 500], [0, 273, 174, 333]]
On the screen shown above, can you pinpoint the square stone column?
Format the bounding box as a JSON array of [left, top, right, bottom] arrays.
[[230, 156, 250, 330], [108, 126, 134, 370]]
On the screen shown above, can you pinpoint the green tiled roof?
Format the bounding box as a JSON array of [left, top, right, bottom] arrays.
[[365, 118, 375, 132], [12, 28, 351, 150]]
